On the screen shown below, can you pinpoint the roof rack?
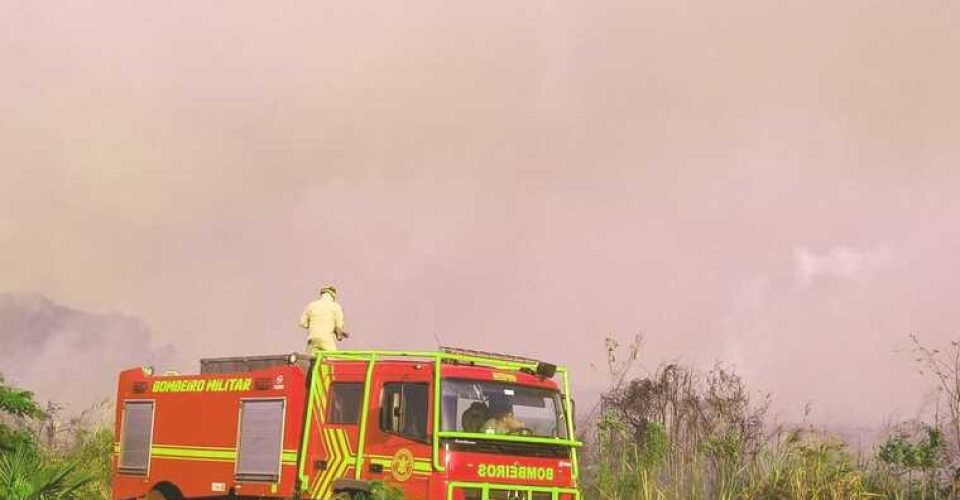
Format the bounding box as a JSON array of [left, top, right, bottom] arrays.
[[439, 346, 542, 365], [200, 353, 313, 374]]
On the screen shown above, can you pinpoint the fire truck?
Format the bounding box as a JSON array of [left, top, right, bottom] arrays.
[[111, 348, 581, 499]]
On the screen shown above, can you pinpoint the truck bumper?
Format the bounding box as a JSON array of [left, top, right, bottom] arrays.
[[446, 481, 580, 500]]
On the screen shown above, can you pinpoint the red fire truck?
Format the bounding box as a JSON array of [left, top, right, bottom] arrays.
[[111, 348, 581, 499]]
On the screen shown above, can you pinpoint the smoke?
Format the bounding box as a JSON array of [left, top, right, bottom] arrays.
[[0, 292, 176, 411], [794, 246, 893, 289], [0, 0, 959, 432]]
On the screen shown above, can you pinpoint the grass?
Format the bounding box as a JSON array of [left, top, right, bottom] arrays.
[[581, 417, 953, 500], [579, 335, 960, 499], [582, 387, 956, 499]]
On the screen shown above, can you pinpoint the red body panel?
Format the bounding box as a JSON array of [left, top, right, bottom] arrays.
[[112, 365, 307, 499]]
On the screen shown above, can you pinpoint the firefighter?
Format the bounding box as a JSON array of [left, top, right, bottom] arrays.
[[299, 285, 347, 354], [480, 393, 529, 435], [461, 401, 490, 433]]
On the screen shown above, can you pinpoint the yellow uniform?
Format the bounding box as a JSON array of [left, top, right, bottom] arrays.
[[480, 414, 526, 434], [300, 293, 344, 353]]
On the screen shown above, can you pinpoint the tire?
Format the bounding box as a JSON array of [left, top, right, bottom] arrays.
[[143, 483, 184, 500]]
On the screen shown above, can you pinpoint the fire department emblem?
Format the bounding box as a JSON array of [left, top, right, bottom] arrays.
[[390, 448, 415, 482]]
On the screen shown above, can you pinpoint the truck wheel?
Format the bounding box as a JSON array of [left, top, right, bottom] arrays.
[[332, 492, 367, 500], [331, 478, 371, 498], [143, 483, 184, 500]]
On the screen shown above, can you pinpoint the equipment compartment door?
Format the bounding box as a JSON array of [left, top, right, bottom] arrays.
[[236, 398, 286, 483]]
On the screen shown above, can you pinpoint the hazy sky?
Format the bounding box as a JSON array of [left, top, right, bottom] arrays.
[[2, 1, 959, 427]]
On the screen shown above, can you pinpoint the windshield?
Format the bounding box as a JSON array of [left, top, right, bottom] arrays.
[[441, 378, 568, 439]]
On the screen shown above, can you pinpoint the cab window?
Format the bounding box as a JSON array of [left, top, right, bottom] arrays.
[[329, 383, 363, 424], [380, 383, 429, 441]]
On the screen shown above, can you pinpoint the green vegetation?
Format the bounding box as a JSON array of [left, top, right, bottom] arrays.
[[584, 409, 959, 499], [580, 336, 960, 499], [0, 374, 44, 454], [0, 374, 109, 499], [0, 447, 92, 499]]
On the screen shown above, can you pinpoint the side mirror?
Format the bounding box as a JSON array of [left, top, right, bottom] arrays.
[[389, 392, 402, 432]]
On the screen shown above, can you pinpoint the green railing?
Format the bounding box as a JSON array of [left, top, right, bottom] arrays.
[[296, 350, 581, 495], [435, 432, 580, 448]]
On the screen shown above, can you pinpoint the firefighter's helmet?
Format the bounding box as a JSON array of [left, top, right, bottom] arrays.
[[488, 393, 513, 416], [461, 402, 490, 432]]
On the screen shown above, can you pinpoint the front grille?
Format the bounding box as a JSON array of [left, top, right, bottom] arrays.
[[451, 485, 578, 500], [462, 489, 554, 500]]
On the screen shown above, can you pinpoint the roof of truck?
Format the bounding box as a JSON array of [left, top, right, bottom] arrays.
[[192, 349, 565, 390]]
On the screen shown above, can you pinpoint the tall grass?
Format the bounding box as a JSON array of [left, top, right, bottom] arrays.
[[582, 411, 960, 500], [580, 336, 960, 499]]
